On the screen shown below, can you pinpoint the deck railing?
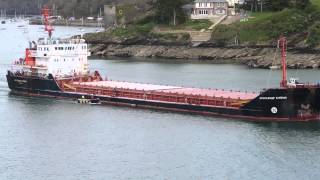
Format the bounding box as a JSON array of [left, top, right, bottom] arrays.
[[65, 83, 250, 108]]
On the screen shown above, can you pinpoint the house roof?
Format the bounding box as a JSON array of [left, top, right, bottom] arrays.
[[194, 0, 228, 3]]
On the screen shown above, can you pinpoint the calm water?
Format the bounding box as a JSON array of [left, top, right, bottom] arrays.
[[1, 22, 320, 180]]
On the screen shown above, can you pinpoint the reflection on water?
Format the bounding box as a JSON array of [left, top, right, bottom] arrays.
[[0, 21, 320, 180]]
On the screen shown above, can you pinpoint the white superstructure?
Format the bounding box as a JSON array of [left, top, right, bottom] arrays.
[[13, 37, 91, 78], [36, 38, 90, 76]]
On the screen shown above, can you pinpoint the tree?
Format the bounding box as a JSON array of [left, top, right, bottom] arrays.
[[269, 0, 289, 11], [290, 0, 310, 9], [0, 0, 48, 15], [154, 0, 187, 25]]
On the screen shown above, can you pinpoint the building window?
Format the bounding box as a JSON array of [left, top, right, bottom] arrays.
[[199, 10, 209, 15]]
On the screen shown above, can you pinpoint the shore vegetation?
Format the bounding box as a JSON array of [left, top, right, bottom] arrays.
[[211, 0, 320, 47]]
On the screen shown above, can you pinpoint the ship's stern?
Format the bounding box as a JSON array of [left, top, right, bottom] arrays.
[[240, 87, 320, 121]]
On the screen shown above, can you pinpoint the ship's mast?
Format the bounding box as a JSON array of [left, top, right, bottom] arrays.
[[42, 7, 54, 38], [279, 36, 287, 88]]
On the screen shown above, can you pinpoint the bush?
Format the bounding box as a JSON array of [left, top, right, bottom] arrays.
[[212, 24, 238, 45], [84, 32, 110, 43], [151, 32, 188, 40], [109, 23, 154, 38], [135, 23, 154, 34], [184, 19, 212, 30]]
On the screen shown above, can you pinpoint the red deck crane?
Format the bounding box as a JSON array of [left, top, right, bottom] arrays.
[[42, 7, 54, 38], [279, 36, 287, 88]]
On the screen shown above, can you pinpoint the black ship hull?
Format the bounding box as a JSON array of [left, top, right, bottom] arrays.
[[6, 71, 320, 121]]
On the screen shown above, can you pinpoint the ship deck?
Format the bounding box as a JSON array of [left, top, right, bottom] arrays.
[[72, 80, 258, 100]]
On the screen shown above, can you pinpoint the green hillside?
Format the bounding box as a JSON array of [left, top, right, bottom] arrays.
[[311, 0, 320, 7], [211, 2, 320, 47]]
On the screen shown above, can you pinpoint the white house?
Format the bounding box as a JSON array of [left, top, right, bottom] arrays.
[[227, 0, 243, 7], [191, 0, 228, 19]]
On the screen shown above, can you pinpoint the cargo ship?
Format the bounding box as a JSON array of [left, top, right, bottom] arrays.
[[6, 8, 320, 122]]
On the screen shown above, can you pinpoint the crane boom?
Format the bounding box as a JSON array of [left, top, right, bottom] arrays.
[[42, 7, 54, 38]]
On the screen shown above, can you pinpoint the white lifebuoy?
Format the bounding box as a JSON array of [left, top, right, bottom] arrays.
[[271, 107, 278, 114]]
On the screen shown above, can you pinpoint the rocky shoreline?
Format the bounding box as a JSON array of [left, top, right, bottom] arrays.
[[89, 43, 320, 69]]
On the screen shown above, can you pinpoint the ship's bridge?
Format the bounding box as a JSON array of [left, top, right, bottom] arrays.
[[37, 37, 86, 46], [34, 37, 90, 58]]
